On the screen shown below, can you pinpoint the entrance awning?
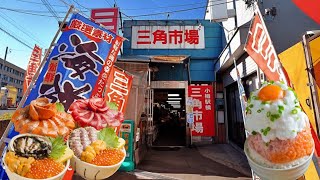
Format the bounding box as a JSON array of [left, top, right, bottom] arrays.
[[118, 55, 190, 64]]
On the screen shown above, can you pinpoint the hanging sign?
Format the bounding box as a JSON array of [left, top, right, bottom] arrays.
[[23, 45, 42, 93], [188, 85, 215, 136], [132, 26, 205, 49], [91, 8, 119, 34], [24, 13, 124, 110], [104, 66, 133, 113]]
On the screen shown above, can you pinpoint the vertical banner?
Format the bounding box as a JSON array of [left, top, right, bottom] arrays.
[[24, 13, 124, 110], [23, 45, 42, 93], [188, 85, 215, 136], [104, 66, 133, 113], [244, 12, 287, 83], [91, 8, 119, 34]]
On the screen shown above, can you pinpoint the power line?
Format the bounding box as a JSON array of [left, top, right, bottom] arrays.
[[0, 12, 45, 46], [16, 0, 66, 7], [0, 26, 33, 50], [104, 0, 113, 7], [41, 0, 60, 21]]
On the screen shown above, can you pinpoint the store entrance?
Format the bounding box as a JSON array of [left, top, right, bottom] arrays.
[[152, 89, 186, 147]]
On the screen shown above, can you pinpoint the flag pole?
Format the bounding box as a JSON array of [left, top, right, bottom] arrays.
[[0, 5, 74, 148]]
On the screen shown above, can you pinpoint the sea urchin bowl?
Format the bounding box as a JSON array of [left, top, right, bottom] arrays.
[[2, 134, 70, 180], [69, 148, 126, 180], [244, 141, 314, 180]]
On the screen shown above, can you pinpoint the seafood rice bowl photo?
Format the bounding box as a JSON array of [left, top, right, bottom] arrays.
[[2, 134, 73, 180]]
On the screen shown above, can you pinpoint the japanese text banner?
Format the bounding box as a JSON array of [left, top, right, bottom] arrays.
[[24, 13, 124, 110], [188, 85, 215, 136], [244, 13, 287, 83], [23, 45, 42, 93], [104, 66, 133, 113]]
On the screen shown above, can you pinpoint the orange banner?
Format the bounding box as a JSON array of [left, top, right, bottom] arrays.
[[244, 12, 287, 83], [23, 45, 42, 93], [104, 66, 133, 113]]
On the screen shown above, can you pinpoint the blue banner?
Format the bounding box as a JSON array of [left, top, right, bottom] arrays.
[[25, 13, 123, 110]]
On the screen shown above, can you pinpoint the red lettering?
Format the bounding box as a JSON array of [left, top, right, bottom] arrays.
[[169, 30, 183, 44], [185, 30, 199, 44], [81, 24, 94, 35], [44, 72, 55, 84], [137, 30, 151, 44], [152, 30, 167, 44]]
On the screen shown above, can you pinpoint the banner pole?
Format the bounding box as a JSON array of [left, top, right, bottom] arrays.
[[0, 5, 74, 148]]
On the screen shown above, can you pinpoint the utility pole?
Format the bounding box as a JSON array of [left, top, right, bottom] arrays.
[[0, 46, 8, 88]]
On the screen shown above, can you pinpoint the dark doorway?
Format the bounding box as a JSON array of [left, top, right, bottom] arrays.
[[152, 89, 186, 147]]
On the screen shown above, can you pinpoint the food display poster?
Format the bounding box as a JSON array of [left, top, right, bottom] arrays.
[[188, 85, 215, 136], [23, 45, 42, 94], [24, 13, 124, 110], [104, 66, 133, 113]]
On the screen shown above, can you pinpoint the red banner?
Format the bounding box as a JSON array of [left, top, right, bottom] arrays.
[[104, 66, 133, 113], [90, 36, 123, 98], [292, 0, 320, 24], [23, 45, 42, 93], [244, 13, 287, 83], [91, 8, 119, 34], [188, 85, 215, 136]]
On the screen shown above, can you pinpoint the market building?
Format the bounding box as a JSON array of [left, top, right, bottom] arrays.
[[116, 19, 223, 164], [0, 58, 25, 105], [206, 0, 320, 148]]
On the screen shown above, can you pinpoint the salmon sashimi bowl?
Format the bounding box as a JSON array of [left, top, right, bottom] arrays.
[[244, 81, 314, 179]]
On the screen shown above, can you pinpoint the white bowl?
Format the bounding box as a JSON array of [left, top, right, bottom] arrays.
[[70, 148, 126, 180], [2, 133, 70, 180], [244, 141, 314, 180]]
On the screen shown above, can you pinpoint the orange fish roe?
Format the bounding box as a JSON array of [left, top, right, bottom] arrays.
[[25, 158, 64, 179], [90, 148, 124, 166], [248, 128, 314, 164]]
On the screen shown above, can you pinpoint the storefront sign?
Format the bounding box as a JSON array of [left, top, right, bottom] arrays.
[[23, 45, 42, 93], [91, 8, 119, 33], [188, 85, 215, 136], [105, 66, 133, 113], [244, 12, 287, 83], [24, 13, 124, 110], [131, 26, 205, 49]]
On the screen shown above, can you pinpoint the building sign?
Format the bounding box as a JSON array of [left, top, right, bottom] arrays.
[[104, 66, 133, 113], [188, 85, 215, 136], [132, 26, 205, 49], [23, 45, 42, 93], [91, 8, 119, 33], [244, 12, 287, 83], [24, 13, 124, 110]]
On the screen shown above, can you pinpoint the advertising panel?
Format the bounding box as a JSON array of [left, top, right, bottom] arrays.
[[23, 45, 42, 93], [188, 85, 215, 136], [24, 13, 124, 110]]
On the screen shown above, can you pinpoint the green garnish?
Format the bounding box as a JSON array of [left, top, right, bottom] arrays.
[[106, 101, 119, 110], [267, 111, 271, 117], [98, 127, 120, 148], [278, 105, 284, 114], [257, 109, 262, 113], [262, 101, 271, 105], [261, 127, 271, 136], [291, 109, 298, 114], [56, 103, 65, 112], [269, 80, 274, 84], [252, 131, 257, 135], [249, 104, 254, 108], [247, 109, 252, 114], [49, 137, 67, 160], [270, 114, 280, 122], [265, 142, 269, 146]]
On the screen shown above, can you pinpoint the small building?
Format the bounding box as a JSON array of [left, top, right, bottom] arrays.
[[0, 58, 25, 104], [206, 0, 320, 148], [118, 19, 223, 163]]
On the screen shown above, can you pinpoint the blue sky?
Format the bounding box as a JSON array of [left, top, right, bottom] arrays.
[[0, 0, 207, 70]]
